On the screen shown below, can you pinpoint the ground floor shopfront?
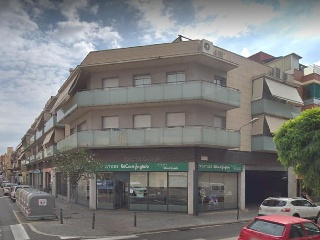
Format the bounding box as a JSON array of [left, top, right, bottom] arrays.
[[28, 148, 293, 214], [52, 161, 242, 214]]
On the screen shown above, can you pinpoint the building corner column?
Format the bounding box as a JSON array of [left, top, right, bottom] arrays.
[[239, 164, 246, 211], [89, 174, 97, 210], [188, 162, 195, 215]]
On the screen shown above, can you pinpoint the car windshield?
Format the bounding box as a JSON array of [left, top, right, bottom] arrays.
[[262, 199, 287, 207], [247, 219, 285, 236]]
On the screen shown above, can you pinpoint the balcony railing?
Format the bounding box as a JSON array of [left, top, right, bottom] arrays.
[[57, 81, 240, 122], [44, 116, 54, 133], [44, 115, 63, 133], [35, 130, 43, 140], [44, 145, 56, 158], [252, 99, 301, 119], [304, 98, 320, 106], [57, 127, 240, 152], [251, 136, 276, 152], [36, 151, 43, 161]]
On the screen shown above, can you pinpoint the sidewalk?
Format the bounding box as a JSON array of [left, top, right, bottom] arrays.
[[28, 198, 259, 239]]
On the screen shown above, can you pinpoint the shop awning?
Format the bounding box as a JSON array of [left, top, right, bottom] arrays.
[[265, 115, 287, 134], [265, 79, 303, 105], [52, 69, 80, 111], [42, 130, 54, 146], [18, 152, 25, 160]]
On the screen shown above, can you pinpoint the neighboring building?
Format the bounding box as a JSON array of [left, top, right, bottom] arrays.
[[17, 39, 304, 214], [0, 147, 14, 181]]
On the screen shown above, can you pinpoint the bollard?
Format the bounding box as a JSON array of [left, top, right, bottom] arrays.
[[92, 213, 95, 229], [60, 209, 63, 224], [237, 205, 240, 220], [134, 212, 137, 227]]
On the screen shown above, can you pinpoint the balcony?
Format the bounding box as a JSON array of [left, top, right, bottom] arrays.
[[57, 127, 240, 151], [252, 99, 301, 119], [44, 115, 64, 133], [57, 81, 240, 123], [35, 130, 43, 140], [251, 136, 277, 152], [44, 145, 56, 158], [36, 151, 43, 161], [304, 98, 320, 106]]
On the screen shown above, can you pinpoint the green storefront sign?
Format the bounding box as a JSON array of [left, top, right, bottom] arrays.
[[198, 163, 242, 172], [102, 162, 188, 172]]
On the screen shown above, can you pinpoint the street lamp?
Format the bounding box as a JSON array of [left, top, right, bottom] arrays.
[[238, 118, 259, 131]]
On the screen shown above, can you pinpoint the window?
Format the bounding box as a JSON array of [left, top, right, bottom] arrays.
[[167, 113, 185, 127], [77, 121, 86, 132], [134, 115, 151, 129], [102, 116, 119, 130], [303, 222, 320, 236], [213, 75, 226, 86], [213, 116, 226, 129], [167, 72, 185, 83], [134, 75, 151, 86], [102, 77, 118, 89], [247, 219, 285, 237], [289, 224, 305, 238]]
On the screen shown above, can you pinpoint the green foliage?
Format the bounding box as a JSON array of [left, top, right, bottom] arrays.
[[52, 148, 104, 191], [274, 108, 320, 196]]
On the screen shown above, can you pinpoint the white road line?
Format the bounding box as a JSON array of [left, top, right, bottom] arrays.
[[81, 235, 139, 240], [10, 224, 30, 240]]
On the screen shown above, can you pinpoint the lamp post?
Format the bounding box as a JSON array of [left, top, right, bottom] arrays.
[[238, 118, 259, 131], [237, 117, 259, 212]]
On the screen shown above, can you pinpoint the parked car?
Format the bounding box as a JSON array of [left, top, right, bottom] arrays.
[[238, 215, 320, 240], [3, 183, 17, 196], [259, 197, 320, 223], [10, 185, 30, 202], [1, 180, 9, 188]]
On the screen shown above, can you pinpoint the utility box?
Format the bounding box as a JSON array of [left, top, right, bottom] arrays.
[[16, 188, 56, 220]]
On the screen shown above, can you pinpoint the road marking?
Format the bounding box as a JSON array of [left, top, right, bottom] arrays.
[[10, 224, 30, 240], [83, 235, 139, 240], [13, 210, 22, 224]]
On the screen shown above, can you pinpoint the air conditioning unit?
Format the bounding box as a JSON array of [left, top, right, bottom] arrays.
[[214, 49, 224, 59], [272, 68, 281, 79], [201, 39, 214, 55], [282, 72, 288, 81]]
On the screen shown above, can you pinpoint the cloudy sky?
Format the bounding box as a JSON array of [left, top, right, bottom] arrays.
[[0, 0, 319, 154]]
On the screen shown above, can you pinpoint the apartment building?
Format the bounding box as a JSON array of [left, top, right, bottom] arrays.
[[19, 39, 303, 214]]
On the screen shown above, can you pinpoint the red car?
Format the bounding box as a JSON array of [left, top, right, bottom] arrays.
[[238, 215, 320, 239]]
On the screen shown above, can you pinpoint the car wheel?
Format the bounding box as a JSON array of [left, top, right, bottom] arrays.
[[315, 212, 320, 224], [293, 213, 300, 218]]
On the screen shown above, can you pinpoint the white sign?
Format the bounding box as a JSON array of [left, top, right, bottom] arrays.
[[39, 199, 47, 206]]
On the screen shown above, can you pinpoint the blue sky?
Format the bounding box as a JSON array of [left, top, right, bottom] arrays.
[[0, 0, 319, 154]]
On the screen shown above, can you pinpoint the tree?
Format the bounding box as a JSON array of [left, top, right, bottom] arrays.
[[52, 148, 103, 214], [274, 108, 320, 196]]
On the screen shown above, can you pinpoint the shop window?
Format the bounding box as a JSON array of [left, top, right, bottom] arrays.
[[148, 172, 167, 211], [168, 172, 188, 212], [130, 172, 148, 211], [198, 172, 237, 211]]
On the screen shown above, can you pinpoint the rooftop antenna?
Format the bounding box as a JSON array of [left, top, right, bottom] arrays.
[[172, 35, 193, 43]]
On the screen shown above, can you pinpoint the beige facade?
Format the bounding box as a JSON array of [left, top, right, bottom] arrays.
[[11, 39, 306, 214]]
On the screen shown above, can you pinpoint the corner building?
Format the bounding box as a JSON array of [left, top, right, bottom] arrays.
[[23, 39, 303, 214]]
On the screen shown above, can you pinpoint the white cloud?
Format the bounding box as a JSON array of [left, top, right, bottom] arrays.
[[241, 48, 251, 58], [128, 0, 176, 41], [59, 0, 89, 21]]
